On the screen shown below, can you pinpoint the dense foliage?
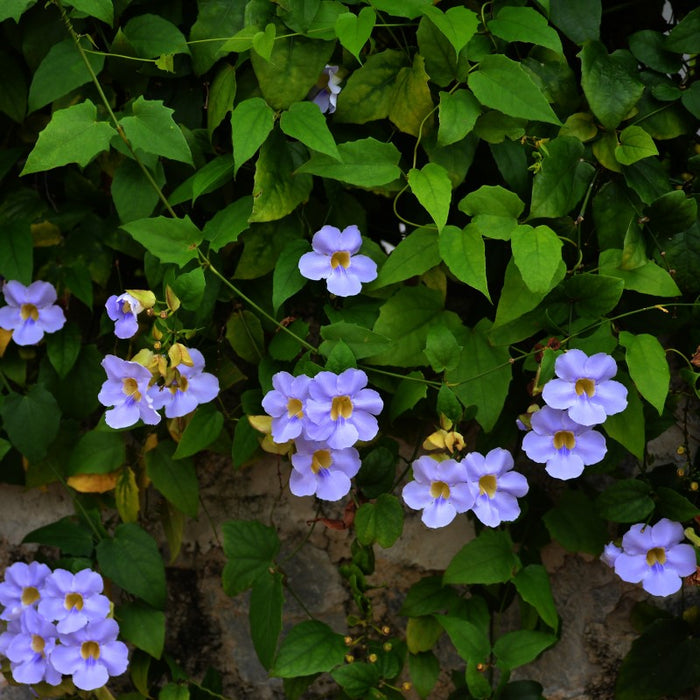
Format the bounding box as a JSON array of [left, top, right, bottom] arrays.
[[0, 0, 699, 698]]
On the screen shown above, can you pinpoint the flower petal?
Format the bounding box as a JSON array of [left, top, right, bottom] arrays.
[[348, 254, 377, 282], [554, 349, 588, 381], [298, 251, 332, 280], [642, 566, 682, 597], [614, 552, 648, 583], [402, 481, 433, 510], [315, 470, 351, 501], [422, 499, 457, 528], [311, 226, 343, 255]]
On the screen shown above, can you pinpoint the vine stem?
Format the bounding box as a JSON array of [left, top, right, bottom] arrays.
[[54, 0, 178, 219]]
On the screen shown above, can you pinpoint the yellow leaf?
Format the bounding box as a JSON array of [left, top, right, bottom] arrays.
[[248, 414, 273, 434], [68, 472, 119, 493], [0, 328, 13, 357], [31, 220, 62, 247]]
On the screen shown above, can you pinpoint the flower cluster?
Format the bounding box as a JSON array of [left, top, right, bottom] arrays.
[[522, 350, 628, 480], [0, 281, 65, 346], [601, 519, 696, 596], [402, 449, 529, 529], [98, 343, 219, 429], [262, 369, 383, 501], [0, 563, 128, 691], [298, 225, 377, 297]]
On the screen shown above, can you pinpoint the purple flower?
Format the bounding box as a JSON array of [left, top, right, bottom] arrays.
[[298, 225, 377, 297], [149, 348, 219, 418], [37, 569, 111, 634], [601, 542, 622, 568], [105, 293, 142, 339], [305, 369, 383, 449], [0, 618, 20, 657], [289, 437, 361, 501], [521, 406, 607, 480], [0, 561, 51, 621], [261, 372, 312, 443], [463, 448, 529, 527], [613, 519, 696, 596], [0, 281, 66, 346], [309, 65, 342, 114], [542, 350, 628, 426], [5, 608, 62, 686], [402, 456, 474, 528], [51, 618, 128, 691], [98, 355, 161, 429]]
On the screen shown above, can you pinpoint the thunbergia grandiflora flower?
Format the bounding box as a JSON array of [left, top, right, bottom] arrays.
[[298, 225, 377, 297], [0, 280, 66, 345], [402, 456, 474, 528], [464, 448, 529, 527], [521, 405, 607, 479], [104, 293, 140, 339], [0, 564, 128, 691], [309, 64, 342, 114], [261, 371, 312, 443], [542, 349, 628, 426], [605, 519, 696, 596], [290, 438, 361, 501], [305, 368, 383, 448], [98, 355, 161, 429], [148, 347, 220, 418]]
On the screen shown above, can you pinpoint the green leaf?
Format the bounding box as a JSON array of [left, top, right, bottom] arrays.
[[0, 386, 61, 463], [297, 137, 402, 188], [269, 320, 309, 361], [400, 576, 461, 617], [23, 517, 93, 557], [459, 184, 524, 240], [173, 404, 224, 460], [96, 523, 167, 608], [437, 384, 462, 424], [121, 216, 201, 268], [436, 615, 490, 662], [372, 0, 431, 18], [221, 519, 280, 596], [408, 163, 451, 232], [332, 662, 382, 698], [390, 371, 428, 420], [21, 101, 116, 175], [620, 218, 647, 271], [355, 494, 404, 548], [234, 218, 303, 279], [252, 34, 334, 110], [68, 0, 113, 24], [280, 101, 340, 160], [388, 54, 434, 137], [231, 418, 260, 469], [489, 6, 562, 54], [562, 274, 623, 317], [603, 374, 645, 459], [424, 326, 461, 373], [615, 125, 659, 165], [530, 136, 595, 218], [119, 97, 193, 165], [250, 130, 313, 222], [189, 0, 246, 74], [250, 571, 283, 669], [170, 268, 206, 310], [596, 479, 654, 523], [644, 190, 697, 235], [444, 528, 520, 585], [655, 487, 700, 521], [374, 227, 440, 288], [511, 225, 562, 294], [208, 64, 237, 138], [272, 239, 309, 313], [513, 565, 558, 631], [28, 38, 104, 113], [324, 338, 356, 373], [271, 620, 346, 677], [437, 90, 481, 147], [665, 7, 700, 53], [468, 54, 561, 125], [560, 112, 598, 142], [439, 224, 490, 301], [599, 250, 680, 297], [406, 616, 443, 654], [319, 323, 391, 360], [368, 287, 460, 366], [159, 684, 189, 700], [225, 310, 264, 364], [579, 41, 644, 129], [619, 332, 669, 415], [117, 602, 165, 659], [202, 196, 252, 252], [543, 491, 608, 555], [494, 631, 556, 671], [335, 7, 375, 62], [180, 154, 234, 204], [416, 15, 470, 87], [445, 320, 512, 433], [0, 219, 32, 285], [111, 159, 162, 223], [252, 23, 276, 62], [334, 50, 406, 124], [629, 30, 682, 73], [0, 52, 27, 123], [123, 14, 190, 57], [549, 0, 601, 44], [681, 82, 700, 119], [145, 441, 199, 517], [68, 431, 125, 475], [230, 97, 275, 176], [408, 652, 440, 699], [421, 6, 479, 57], [0, 0, 37, 22]]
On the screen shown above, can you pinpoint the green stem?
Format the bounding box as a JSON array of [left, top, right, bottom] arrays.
[[54, 0, 178, 218], [83, 48, 157, 63], [202, 254, 317, 353], [360, 365, 442, 388]]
